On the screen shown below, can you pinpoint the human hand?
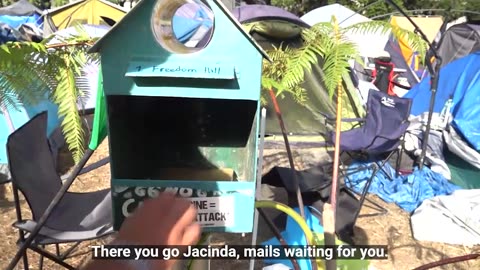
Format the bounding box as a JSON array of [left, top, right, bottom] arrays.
[[116, 193, 201, 269]]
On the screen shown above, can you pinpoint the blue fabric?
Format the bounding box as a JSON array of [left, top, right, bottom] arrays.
[[0, 13, 41, 28], [404, 52, 480, 150], [345, 162, 461, 213], [172, 15, 202, 42], [172, 8, 213, 43], [262, 206, 323, 270], [333, 89, 411, 153], [0, 13, 42, 43], [384, 36, 420, 87]]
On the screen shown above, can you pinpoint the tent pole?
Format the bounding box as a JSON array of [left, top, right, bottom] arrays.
[[267, 88, 305, 219], [249, 108, 266, 270], [6, 149, 95, 270], [0, 105, 16, 133], [384, 0, 442, 170], [418, 61, 441, 169]]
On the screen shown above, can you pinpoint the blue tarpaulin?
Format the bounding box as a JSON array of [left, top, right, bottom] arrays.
[[172, 4, 213, 43], [262, 207, 324, 270], [0, 0, 43, 44], [404, 52, 480, 151], [345, 162, 460, 213], [0, 13, 42, 28]]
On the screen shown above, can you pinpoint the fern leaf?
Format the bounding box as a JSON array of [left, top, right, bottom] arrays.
[[52, 56, 85, 163]]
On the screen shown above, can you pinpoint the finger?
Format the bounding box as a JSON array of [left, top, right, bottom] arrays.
[[167, 197, 197, 227], [137, 192, 176, 214], [181, 223, 201, 246], [168, 203, 197, 244]]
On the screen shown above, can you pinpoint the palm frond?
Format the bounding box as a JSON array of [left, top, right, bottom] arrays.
[[0, 25, 98, 163], [0, 42, 51, 110], [52, 55, 85, 163], [345, 20, 429, 63], [309, 17, 359, 98], [46, 32, 94, 162], [280, 28, 325, 91]]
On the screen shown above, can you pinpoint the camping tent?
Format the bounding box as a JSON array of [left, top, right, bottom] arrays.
[[404, 51, 480, 188], [228, 4, 364, 135], [385, 16, 443, 87], [435, 22, 480, 68], [300, 3, 390, 58], [405, 52, 480, 148], [0, 0, 42, 28], [301, 3, 369, 27], [43, 0, 128, 34], [0, 0, 49, 42], [0, 1, 65, 181], [0, 95, 62, 181]]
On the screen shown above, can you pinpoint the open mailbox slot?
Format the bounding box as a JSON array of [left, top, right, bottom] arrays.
[[108, 95, 260, 232], [107, 95, 258, 182]]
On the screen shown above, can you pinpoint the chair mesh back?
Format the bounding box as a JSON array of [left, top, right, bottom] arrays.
[[335, 89, 412, 153], [7, 112, 62, 221], [366, 90, 411, 135]]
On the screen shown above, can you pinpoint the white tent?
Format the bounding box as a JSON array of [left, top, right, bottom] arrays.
[[301, 4, 390, 58]]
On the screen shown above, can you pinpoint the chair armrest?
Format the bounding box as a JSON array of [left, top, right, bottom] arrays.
[[341, 118, 365, 123], [319, 111, 335, 121], [392, 80, 411, 90], [319, 111, 365, 123]]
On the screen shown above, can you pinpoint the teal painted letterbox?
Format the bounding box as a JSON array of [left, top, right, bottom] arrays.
[[89, 0, 269, 232]]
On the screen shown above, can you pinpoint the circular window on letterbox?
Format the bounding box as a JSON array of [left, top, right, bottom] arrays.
[[151, 0, 214, 54]]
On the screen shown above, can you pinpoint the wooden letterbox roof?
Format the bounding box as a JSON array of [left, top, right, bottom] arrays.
[[89, 0, 271, 62]]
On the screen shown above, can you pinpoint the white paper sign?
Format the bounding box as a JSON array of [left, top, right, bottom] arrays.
[[187, 196, 235, 227]]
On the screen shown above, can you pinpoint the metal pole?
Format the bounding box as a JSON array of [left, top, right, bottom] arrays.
[[384, 0, 442, 170], [249, 108, 266, 270], [6, 149, 95, 270], [418, 61, 441, 169]]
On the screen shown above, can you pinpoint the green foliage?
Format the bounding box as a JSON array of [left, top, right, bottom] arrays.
[[259, 17, 361, 132], [0, 42, 48, 111], [310, 19, 358, 98], [0, 25, 98, 163], [346, 20, 429, 62], [259, 14, 428, 113]]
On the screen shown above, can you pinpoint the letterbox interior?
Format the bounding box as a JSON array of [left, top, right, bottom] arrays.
[[107, 95, 258, 182]]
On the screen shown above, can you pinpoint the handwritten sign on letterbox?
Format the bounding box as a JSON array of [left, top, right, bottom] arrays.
[[125, 60, 236, 79]]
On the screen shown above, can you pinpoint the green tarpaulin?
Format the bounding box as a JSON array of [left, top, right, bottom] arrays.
[[88, 67, 108, 150]]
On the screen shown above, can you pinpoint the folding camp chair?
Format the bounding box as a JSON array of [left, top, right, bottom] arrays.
[[7, 111, 113, 270], [372, 56, 412, 96], [372, 56, 396, 96], [323, 89, 413, 221]]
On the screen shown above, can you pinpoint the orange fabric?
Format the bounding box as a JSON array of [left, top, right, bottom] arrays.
[[390, 16, 443, 77]]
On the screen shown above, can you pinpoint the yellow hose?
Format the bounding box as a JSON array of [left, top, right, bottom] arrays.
[[255, 200, 325, 270], [255, 200, 315, 245]]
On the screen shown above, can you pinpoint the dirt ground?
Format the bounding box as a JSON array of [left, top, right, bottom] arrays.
[[0, 139, 479, 270]]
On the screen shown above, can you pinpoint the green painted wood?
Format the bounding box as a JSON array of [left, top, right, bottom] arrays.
[[92, 0, 264, 232]]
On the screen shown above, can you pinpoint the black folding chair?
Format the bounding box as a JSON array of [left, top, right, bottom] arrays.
[[7, 111, 113, 270]]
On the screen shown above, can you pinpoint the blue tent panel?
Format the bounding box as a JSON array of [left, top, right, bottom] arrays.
[[0, 13, 42, 28], [172, 4, 213, 43], [384, 36, 420, 87], [172, 15, 203, 42], [405, 51, 480, 150], [0, 98, 61, 165]]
